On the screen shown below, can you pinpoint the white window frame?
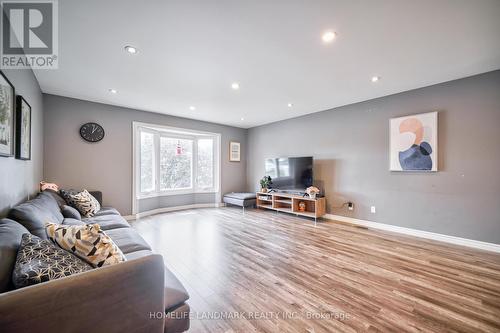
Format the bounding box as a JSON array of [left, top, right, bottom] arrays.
[[132, 122, 221, 214], [138, 127, 157, 196]]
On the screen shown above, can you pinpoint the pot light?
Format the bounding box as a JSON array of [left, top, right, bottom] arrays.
[[124, 45, 138, 54], [287, 103, 293, 108], [322, 31, 336, 43], [109, 88, 117, 94], [240, 117, 245, 121], [371, 76, 380, 82], [189, 106, 196, 111], [231, 82, 240, 90]]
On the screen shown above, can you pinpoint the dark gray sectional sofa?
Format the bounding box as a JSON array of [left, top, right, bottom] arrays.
[[0, 190, 189, 333]]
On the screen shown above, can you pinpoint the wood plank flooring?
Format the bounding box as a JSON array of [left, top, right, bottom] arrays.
[[131, 207, 500, 333]]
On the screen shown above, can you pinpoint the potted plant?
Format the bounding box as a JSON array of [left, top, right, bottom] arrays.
[[306, 186, 320, 199], [259, 176, 272, 193]]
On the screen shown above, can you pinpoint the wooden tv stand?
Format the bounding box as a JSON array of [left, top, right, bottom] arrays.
[[256, 191, 326, 224]]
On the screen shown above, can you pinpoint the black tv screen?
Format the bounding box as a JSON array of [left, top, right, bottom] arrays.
[[265, 157, 313, 192]]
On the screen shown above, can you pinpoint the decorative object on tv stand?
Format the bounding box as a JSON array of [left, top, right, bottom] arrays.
[[0, 71, 15, 157], [298, 201, 306, 212], [390, 111, 438, 172], [259, 176, 272, 193], [229, 141, 241, 162], [16, 96, 31, 160], [80, 122, 105, 143], [306, 186, 320, 199]]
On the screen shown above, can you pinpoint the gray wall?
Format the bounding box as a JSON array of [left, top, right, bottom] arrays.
[[247, 70, 500, 244], [43, 94, 247, 215], [0, 69, 43, 216]]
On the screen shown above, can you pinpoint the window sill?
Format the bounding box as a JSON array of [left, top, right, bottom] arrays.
[[137, 190, 219, 200]]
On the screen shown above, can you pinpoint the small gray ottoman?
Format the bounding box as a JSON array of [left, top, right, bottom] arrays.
[[223, 192, 256, 212]]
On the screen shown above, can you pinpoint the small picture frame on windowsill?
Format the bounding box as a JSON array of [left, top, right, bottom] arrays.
[[229, 141, 240, 162]]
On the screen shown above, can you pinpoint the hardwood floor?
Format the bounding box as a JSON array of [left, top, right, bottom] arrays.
[[131, 207, 500, 333]]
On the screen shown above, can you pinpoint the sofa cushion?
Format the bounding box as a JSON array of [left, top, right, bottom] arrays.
[[46, 223, 126, 268], [223, 196, 256, 207], [93, 207, 120, 217], [88, 191, 102, 206], [125, 249, 153, 261], [224, 192, 256, 200], [8, 191, 64, 239], [0, 219, 29, 292], [12, 233, 92, 289], [42, 189, 67, 207], [164, 268, 189, 311], [61, 205, 82, 220], [105, 228, 151, 254], [83, 214, 130, 231], [62, 218, 85, 226]]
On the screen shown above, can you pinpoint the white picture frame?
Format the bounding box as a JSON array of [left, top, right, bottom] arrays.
[[229, 141, 241, 162], [390, 111, 438, 172]]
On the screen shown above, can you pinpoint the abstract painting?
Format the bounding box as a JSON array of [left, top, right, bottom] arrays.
[[0, 71, 15, 157], [390, 111, 438, 172], [16, 96, 31, 160]]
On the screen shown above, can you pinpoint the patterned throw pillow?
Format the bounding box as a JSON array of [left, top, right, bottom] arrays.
[[60, 189, 78, 204], [46, 223, 126, 268], [60, 189, 101, 217], [12, 233, 92, 289], [39, 181, 59, 192]]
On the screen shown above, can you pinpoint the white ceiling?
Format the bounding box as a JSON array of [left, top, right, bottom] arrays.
[[34, 0, 500, 128]]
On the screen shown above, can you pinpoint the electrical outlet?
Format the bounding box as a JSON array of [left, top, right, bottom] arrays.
[[371, 206, 376, 214], [347, 202, 354, 211]]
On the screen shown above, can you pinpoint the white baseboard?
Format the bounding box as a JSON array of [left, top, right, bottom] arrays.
[[323, 214, 500, 253], [131, 203, 223, 220]]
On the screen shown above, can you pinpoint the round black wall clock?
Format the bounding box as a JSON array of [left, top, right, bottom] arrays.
[[80, 122, 105, 142]]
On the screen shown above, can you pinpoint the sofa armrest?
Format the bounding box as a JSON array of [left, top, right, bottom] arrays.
[[89, 191, 103, 205], [0, 254, 165, 333]]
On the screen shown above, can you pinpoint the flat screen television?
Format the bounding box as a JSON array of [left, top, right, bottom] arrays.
[[265, 156, 313, 192]]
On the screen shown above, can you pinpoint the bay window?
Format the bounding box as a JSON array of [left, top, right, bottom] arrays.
[[135, 123, 220, 198]]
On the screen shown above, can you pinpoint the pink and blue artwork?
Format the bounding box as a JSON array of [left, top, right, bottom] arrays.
[[390, 111, 438, 172]]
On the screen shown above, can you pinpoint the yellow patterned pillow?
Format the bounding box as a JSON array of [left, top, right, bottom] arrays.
[[46, 223, 126, 267]]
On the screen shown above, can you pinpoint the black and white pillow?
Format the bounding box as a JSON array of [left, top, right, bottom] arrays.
[[12, 233, 93, 289], [60, 189, 80, 208], [60, 189, 101, 218]]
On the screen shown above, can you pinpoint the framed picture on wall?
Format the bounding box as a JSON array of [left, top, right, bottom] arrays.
[[16, 96, 31, 160], [390, 111, 438, 172], [229, 141, 241, 162], [0, 71, 15, 157]]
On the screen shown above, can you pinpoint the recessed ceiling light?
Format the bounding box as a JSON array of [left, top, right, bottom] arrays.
[[371, 76, 380, 82], [240, 117, 245, 121], [124, 45, 138, 54], [322, 31, 337, 43], [231, 82, 240, 90], [109, 88, 117, 94], [189, 106, 196, 111], [287, 103, 293, 108]]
